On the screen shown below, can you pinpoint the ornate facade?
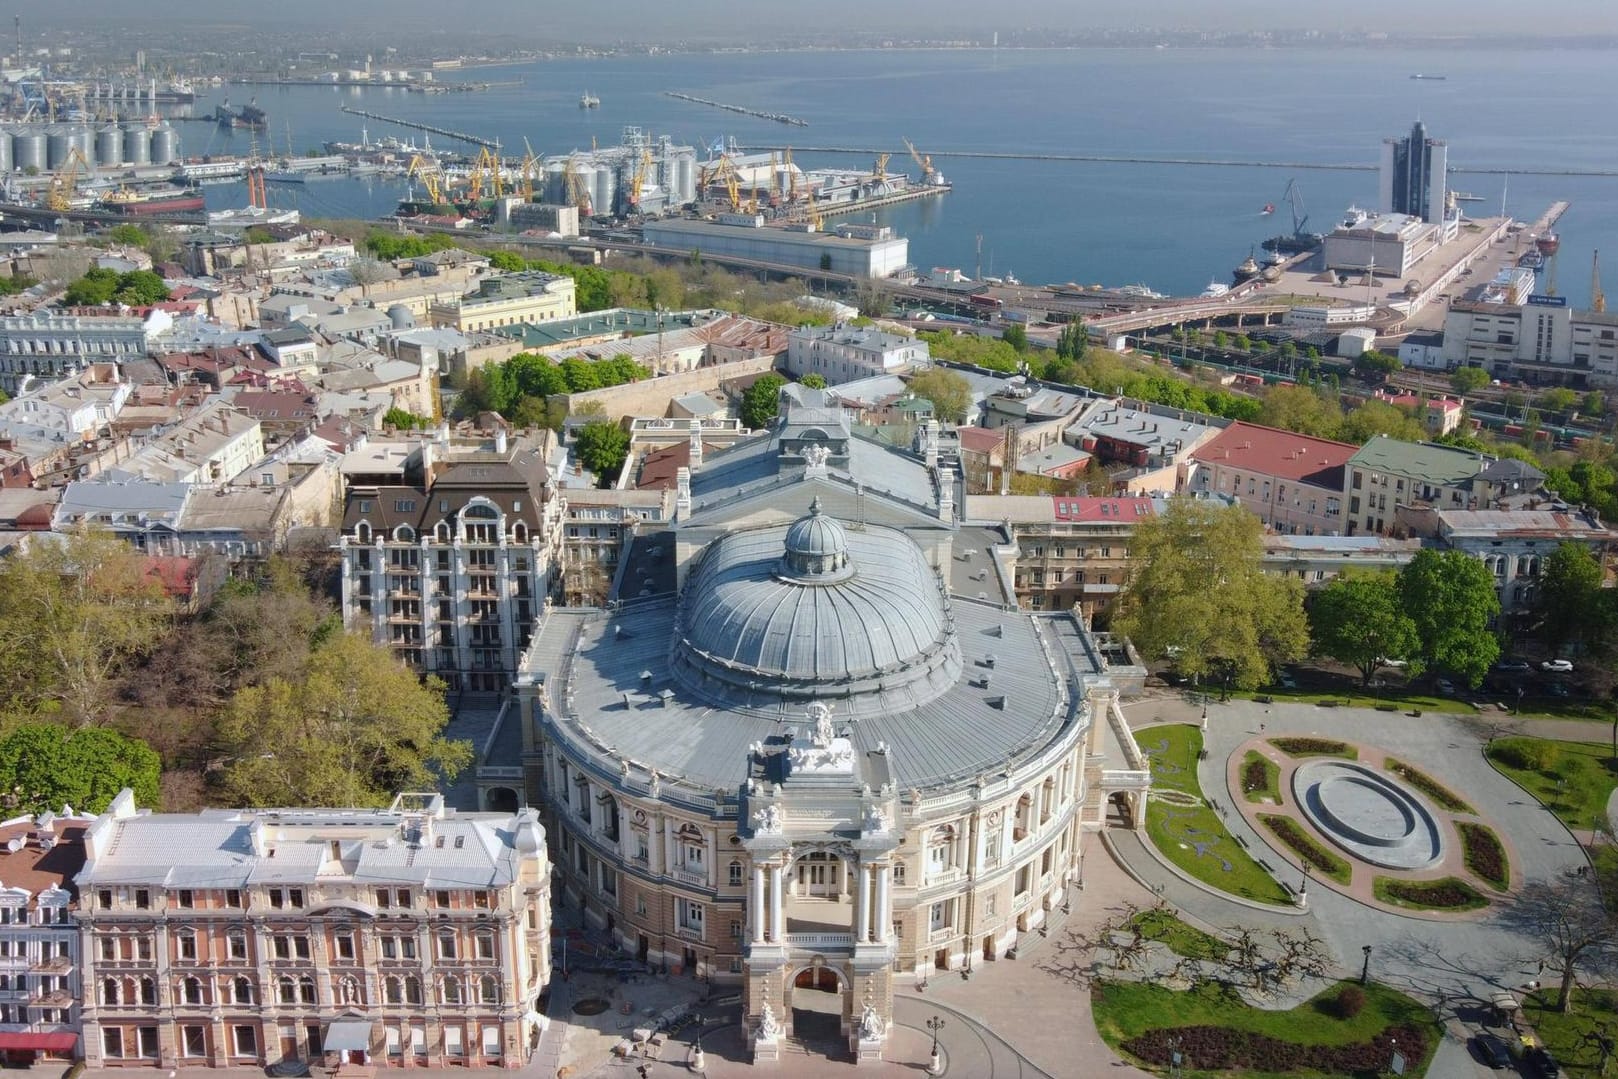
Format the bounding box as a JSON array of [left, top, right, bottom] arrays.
[[511, 386, 1120, 1064]]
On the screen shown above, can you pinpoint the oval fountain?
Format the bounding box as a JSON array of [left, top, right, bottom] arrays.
[[1291, 759, 1445, 870]]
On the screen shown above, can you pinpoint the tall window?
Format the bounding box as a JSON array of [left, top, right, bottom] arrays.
[[385, 977, 403, 1005], [232, 976, 253, 1005], [404, 977, 423, 1006], [441, 977, 462, 1006], [479, 975, 499, 1004], [278, 977, 297, 1005], [437, 929, 457, 960], [182, 977, 203, 1005], [300, 976, 317, 1005]]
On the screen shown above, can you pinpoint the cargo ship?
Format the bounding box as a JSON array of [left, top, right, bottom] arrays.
[[99, 185, 207, 216], [214, 99, 268, 132]]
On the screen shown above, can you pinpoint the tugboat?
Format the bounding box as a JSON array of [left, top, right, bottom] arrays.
[[1232, 248, 1262, 286]]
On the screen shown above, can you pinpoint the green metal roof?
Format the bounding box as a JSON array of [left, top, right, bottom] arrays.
[[1346, 436, 1491, 485]]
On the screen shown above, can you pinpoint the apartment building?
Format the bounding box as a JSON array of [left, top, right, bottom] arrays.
[[784, 324, 928, 385], [75, 790, 550, 1071], [1343, 437, 1493, 536], [1396, 503, 1614, 613], [0, 314, 153, 395], [428, 273, 577, 334], [1188, 422, 1357, 536], [0, 813, 90, 1067], [338, 430, 564, 693]]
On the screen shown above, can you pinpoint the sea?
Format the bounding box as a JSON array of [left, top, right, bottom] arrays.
[[180, 46, 1618, 307]]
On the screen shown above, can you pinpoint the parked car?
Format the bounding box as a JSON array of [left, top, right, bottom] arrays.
[[1541, 659, 1574, 673], [1472, 1032, 1512, 1069], [1494, 659, 1533, 674], [1527, 1045, 1561, 1077]]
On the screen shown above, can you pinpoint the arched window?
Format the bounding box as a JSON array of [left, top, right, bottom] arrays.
[[233, 976, 253, 1005], [182, 977, 203, 1005], [102, 977, 119, 1006], [278, 977, 297, 1005], [394, 524, 415, 542], [728, 860, 745, 887], [435, 521, 450, 543], [479, 975, 499, 1004], [140, 977, 157, 1005], [299, 975, 317, 1004], [404, 976, 423, 1005], [512, 521, 528, 544], [1014, 793, 1033, 841], [463, 503, 499, 544], [385, 976, 403, 1005], [928, 825, 957, 874], [441, 976, 462, 1006], [355, 522, 372, 545]]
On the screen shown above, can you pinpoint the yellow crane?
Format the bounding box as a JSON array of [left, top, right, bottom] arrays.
[[629, 146, 654, 209], [407, 154, 445, 205], [902, 136, 934, 183], [1594, 249, 1606, 314], [563, 155, 591, 217], [45, 146, 88, 212], [873, 152, 889, 180], [785, 147, 796, 202]]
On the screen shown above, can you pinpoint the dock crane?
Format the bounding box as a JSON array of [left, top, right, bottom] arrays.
[[1594, 250, 1606, 314], [902, 137, 934, 184], [519, 138, 539, 201], [872, 152, 889, 180], [406, 154, 446, 205], [45, 146, 88, 212], [563, 155, 592, 217]]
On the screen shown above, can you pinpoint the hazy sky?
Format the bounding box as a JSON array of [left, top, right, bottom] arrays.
[[45, 0, 1618, 37]]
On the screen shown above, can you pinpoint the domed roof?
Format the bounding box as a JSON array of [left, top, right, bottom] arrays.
[[671, 505, 961, 716]]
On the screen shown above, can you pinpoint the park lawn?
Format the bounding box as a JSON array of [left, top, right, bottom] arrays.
[[1092, 979, 1440, 1078], [1240, 750, 1282, 804], [1141, 725, 1293, 906], [1233, 686, 1469, 712], [1127, 907, 1228, 962], [1486, 737, 1618, 832], [1522, 987, 1618, 1077]]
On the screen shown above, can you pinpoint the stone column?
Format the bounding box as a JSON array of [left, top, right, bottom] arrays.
[[854, 863, 870, 942], [768, 865, 784, 942], [876, 865, 892, 942], [751, 866, 766, 943]]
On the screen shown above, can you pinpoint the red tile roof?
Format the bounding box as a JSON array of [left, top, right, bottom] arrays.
[[1190, 421, 1358, 488], [957, 427, 1003, 453], [1050, 497, 1158, 522]]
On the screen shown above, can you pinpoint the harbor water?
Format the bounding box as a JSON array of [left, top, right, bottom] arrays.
[[186, 47, 1618, 306]]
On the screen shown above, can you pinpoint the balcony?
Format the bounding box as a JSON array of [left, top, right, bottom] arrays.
[[668, 867, 708, 888], [673, 925, 705, 943], [28, 955, 72, 974], [783, 932, 852, 951]]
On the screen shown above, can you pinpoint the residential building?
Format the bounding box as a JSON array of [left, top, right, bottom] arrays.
[[75, 790, 550, 1071], [491, 386, 1139, 1064], [1067, 400, 1222, 495], [0, 314, 151, 395], [557, 487, 672, 607], [785, 324, 928, 385], [103, 403, 265, 487], [1395, 503, 1614, 613], [428, 273, 577, 334], [1344, 437, 1494, 536], [338, 430, 564, 692], [1188, 422, 1357, 535], [1261, 534, 1422, 588], [0, 365, 132, 441], [0, 812, 90, 1067], [967, 494, 1158, 624]]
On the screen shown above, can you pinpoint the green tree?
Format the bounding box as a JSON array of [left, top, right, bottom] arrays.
[[574, 420, 631, 486], [1582, 391, 1606, 416], [905, 368, 972, 424], [242, 226, 276, 246], [1537, 542, 1604, 653], [1055, 321, 1088, 363], [1001, 322, 1029, 353], [799, 373, 827, 389], [214, 632, 469, 807], [0, 723, 160, 814], [1450, 366, 1490, 395], [741, 374, 788, 429], [1113, 499, 1309, 690], [104, 223, 147, 248], [0, 526, 169, 724], [1353, 349, 1402, 380], [1257, 384, 1343, 438], [1308, 572, 1423, 685], [1539, 387, 1580, 415], [1397, 549, 1501, 686], [362, 230, 455, 260], [62, 266, 119, 306], [1335, 400, 1425, 444], [382, 407, 431, 430], [111, 269, 169, 305], [486, 249, 526, 273]]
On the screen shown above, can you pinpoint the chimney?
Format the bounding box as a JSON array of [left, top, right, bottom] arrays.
[[924, 419, 939, 468], [675, 466, 692, 520], [938, 466, 956, 522], [419, 438, 434, 480], [688, 424, 703, 467], [494, 428, 508, 455]]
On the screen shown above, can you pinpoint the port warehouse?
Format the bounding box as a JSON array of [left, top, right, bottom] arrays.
[[640, 216, 909, 279], [0, 121, 181, 172], [538, 129, 698, 218]]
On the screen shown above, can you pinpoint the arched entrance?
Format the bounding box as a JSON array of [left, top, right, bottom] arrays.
[[786, 959, 847, 1053], [486, 787, 519, 814]]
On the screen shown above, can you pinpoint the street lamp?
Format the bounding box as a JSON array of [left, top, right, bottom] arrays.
[[926, 1015, 946, 1076], [1361, 945, 1373, 986]]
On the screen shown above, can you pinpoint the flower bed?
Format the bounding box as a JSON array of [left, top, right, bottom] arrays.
[[1384, 758, 1474, 814], [1458, 821, 1510, 891], [1373, 875, 1488, 912], [1122, 1024, 1431, 1074], [1268, 737, 1357, 759], [1241, 751, 1280, 804], [1258, 813, 1351, 885]]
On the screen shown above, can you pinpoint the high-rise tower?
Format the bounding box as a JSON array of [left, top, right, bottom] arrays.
[[1378, 120, 1448, 224]]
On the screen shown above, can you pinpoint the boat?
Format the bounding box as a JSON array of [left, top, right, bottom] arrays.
[[1232, 249, 1261, 285], [207, 205, 301, 228], [1410, 74, 1447, 80], [1200, 281, 1230, 298], [1116, 283, 1165, 299], [1261, 232, 1325, 255], [1261, 203, 1275, 215], [99, 185, 207, 216], [214, 99, 267, 132], [579, 92, 600, 109]]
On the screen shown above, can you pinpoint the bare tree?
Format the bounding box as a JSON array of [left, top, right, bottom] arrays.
[[1499, 868, 1617, 1013]]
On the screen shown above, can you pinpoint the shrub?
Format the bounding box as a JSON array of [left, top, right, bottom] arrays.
[[1489, 739, 1559, 773], [1242, 756, 1270, 794], [1375, 875, 1488, 911], [1385, 758, 1474, 813], [1121, 1022, 1430, 1073], [1335, 985, 1366, 1018], [1269, 737, 1353, 758], [1459, 821, 1510, 890], [1258, 814, 1351, 884]]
